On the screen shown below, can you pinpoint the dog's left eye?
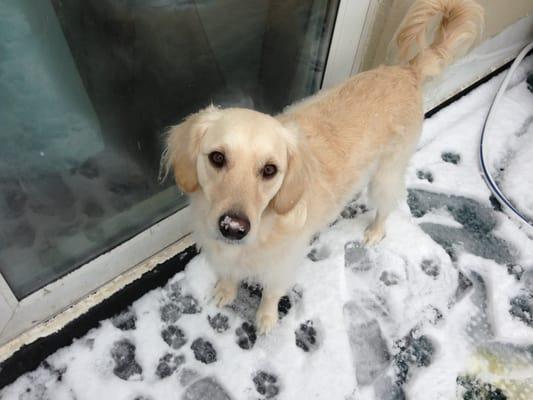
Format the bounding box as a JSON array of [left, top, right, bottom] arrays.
[[261, 164, 277, 179], [208, 151, 226, 168]]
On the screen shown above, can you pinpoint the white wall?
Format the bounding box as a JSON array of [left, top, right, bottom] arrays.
[[354, 0, 533, 110]]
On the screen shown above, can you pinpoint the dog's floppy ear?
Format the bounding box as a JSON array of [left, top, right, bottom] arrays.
[[271, 126, 312, 214], [161, 105, 221, 193]]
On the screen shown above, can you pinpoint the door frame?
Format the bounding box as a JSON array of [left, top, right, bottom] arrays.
[[322, 0, 375, 88]]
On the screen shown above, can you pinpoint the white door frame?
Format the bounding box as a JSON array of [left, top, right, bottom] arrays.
[[322, 0, 374, 88], [0, 275, 17, 339]]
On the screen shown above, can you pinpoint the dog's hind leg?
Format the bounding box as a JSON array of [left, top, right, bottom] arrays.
[[364, 133, 418, 245]]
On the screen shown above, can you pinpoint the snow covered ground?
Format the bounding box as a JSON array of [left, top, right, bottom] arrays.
[[2, 57, 533, 400]]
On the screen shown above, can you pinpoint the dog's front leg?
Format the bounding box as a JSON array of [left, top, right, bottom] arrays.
[[256, 289, 282, 335], [213, 278, 238, 308]]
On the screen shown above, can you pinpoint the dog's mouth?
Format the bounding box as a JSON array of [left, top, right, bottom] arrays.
[[216, 235, 247, 246]]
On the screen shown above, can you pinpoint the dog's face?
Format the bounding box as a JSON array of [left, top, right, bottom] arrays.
[[165, 106, 306, 245]]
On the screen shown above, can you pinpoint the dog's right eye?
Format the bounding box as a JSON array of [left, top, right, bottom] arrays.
[[208, 151, 226, 168]]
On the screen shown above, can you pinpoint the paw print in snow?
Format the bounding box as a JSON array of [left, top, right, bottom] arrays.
[[253, 371, 280, 398], [295, 320, 319, 352]]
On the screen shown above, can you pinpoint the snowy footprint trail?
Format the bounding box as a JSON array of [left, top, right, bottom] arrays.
[[2, 58, 533, 400]]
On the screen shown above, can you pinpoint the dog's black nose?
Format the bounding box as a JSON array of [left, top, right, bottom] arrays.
[[219, 213, 250, 240]]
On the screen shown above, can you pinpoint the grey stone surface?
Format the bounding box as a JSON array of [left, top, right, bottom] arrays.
[[344, 302, 390, 386], [522, 268, 533, 293], [161, 325, 187, 350], [111, 340, 142, 381], [191, 338, 217, 364], [345, 241, 373, 271], [182, 377, 231, 400], [419, 223, 516, 264], [374, 377, 406, 400], [465, 271, 493, 342], [352, 320, 390, 385], [179, 368, 200, 387], [454, 272, 474, 303], [408, 189, 497, 234], [359, 295, 390, 319]]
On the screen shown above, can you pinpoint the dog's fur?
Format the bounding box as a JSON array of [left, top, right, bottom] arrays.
[[163, 0, 483, 334]]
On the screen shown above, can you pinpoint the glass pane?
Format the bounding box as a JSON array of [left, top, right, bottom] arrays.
[[0, 0, 339, 299]]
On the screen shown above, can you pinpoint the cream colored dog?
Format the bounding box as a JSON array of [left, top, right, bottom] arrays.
[[163, 0, 483, 334]]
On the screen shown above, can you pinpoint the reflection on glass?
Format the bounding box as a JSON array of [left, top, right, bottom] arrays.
[[0, 0, 339, 299]]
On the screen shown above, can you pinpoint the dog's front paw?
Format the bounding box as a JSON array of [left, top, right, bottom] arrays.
[[256, 309, 278, 335], [213, 279, 237, 308], [364, 221, 385, 246]]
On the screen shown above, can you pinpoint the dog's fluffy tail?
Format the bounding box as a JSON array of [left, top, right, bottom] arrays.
[[396, 0, 484, 81]]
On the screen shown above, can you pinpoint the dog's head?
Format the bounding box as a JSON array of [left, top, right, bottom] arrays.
[[163, 106, 309, 245]]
